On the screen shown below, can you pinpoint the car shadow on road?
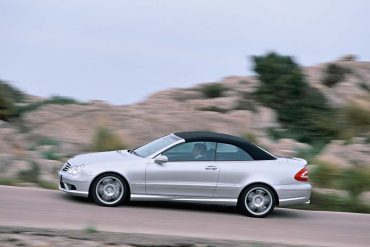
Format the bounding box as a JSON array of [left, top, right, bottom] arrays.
[[57, 193, 309, 218], [270, 208, 311, 219], [57, 193, 91, 204], [57, 193, 237, 215], [128, 201, 310, 218], [127, 201, 239, 215]]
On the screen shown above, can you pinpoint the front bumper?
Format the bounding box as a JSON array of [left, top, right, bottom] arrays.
[[58, 171, 92, 198], [275, 183, 312, 207]]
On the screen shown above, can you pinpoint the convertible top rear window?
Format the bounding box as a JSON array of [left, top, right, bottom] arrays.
[[174, 131, 276, 160]]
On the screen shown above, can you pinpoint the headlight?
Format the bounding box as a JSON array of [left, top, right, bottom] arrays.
[[67, 164, 85, 175]]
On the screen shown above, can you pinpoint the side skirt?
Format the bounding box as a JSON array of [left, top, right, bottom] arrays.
[[130, 194, 237, 206]]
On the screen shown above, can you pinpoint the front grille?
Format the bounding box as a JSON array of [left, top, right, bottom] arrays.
[[62, 163, 71, 172]]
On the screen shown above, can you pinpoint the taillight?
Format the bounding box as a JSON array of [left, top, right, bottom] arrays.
[[294, 166, 308, 182]]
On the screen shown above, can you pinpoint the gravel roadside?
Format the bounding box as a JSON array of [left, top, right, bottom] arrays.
[[0, 226, 309, 247]]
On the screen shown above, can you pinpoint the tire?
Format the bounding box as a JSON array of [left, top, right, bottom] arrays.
[[239, 184, 276, 218], [91, 173, 128, 207]]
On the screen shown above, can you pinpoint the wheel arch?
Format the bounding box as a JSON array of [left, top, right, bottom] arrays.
[[237, 182, 279, 206], [89, 171, 131, 201]]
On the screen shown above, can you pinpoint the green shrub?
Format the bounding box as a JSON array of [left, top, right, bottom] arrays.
[[322, 63, 351, 87], [296, 142, 326, 162], [91, 127, 127, 152], [344, 103, 370, 130], [233, 99, 256, 112], [17, 162, 40, 183], [336, 103, 370, 141], [359, 82, 370, 91], [341, 167, 370, 198], [266, 128, 285, 140], [289, 191, 370, 213], [13, 96, 79, 118], [200, 83, 226, 98], [198, 106, 229, 113], [310, 160, 342, 188], [0, 80, 24, 121], [243, 132, 258, 144], [311, 161, 370, 201], [0, 177, 18, 186], [84, 225, 98, 233], [38, 180, 58, 190], [366, 136, 370, 144], [37, 137, 60, 146], [42, 149, 59, 160], [0, 92, 12, 121], [0, 81, 78, 121], [308, 192, 353, 212], [44, 96, 78, 104]]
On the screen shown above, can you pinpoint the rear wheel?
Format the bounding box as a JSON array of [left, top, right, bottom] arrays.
[[239, 185, 276, 217], [91, 173, 128, 207]]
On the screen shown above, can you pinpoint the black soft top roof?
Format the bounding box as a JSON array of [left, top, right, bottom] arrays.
[[174, 131, 276, 160]]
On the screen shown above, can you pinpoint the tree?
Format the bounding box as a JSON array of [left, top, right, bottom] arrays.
[[0, 80, 24, 121], [252, 52, 337, 143]]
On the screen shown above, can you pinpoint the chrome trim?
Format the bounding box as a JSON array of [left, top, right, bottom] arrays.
[[278, 196, 310, 207], [216, 183, 241, 188], [130, 194, 237, 205], [255, 145, 277, 159], [174, 198, 237, 203], [63, 182, 68, 189], [59, 186, 89, 197], [279, 196, 307, 203], [145, 182, 216, 188]]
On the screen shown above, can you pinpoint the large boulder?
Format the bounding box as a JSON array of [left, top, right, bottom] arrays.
[[0, 154, 15, 173], [304, 60, 370, 107], [3, 160, 32, 178], [37, 159, 62, 183], [316, 139, 370, 169], [258, 137, 311, 157]]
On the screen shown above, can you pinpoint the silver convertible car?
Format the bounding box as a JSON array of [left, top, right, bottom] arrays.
[[59, 131, 311, 217]]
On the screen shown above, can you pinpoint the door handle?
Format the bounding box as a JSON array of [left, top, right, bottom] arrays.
[[205, 166, 218, 170]]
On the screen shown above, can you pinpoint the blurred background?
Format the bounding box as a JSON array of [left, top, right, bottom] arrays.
[[0, 0, 369, 213]]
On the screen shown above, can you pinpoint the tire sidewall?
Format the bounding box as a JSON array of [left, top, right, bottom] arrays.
[[239, 184, 276, 218], [91, 173, 128, 207]]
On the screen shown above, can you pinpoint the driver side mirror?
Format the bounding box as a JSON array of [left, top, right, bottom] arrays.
[[154, 154, 168, 164]]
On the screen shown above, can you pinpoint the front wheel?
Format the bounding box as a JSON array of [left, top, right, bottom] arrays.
[[239, 185, 276, 217], [91, 173, 128, 207]]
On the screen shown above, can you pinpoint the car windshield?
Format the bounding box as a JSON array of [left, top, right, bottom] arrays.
[[133, 134, 181, 158]]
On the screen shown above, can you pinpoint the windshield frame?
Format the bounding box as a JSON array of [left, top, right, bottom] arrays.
[[133, 134, 183, 158]]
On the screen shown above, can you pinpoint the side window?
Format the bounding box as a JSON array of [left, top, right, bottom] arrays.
[[162, 142, 216, 161], [215, 143, 254, 161]]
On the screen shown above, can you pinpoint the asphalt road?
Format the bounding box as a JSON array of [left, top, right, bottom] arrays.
[[0, 185, 369, 247]]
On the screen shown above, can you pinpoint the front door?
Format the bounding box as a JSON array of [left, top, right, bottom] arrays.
[[145, 141, 219, 197]]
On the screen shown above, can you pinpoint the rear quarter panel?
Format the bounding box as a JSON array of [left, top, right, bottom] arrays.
[[214, 158, 305, 199]]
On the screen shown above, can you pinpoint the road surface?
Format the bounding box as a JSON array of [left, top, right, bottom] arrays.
[[0, 185, 369, 246]]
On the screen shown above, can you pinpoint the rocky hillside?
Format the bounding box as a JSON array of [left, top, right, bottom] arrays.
[[0, 54, 369, 210]]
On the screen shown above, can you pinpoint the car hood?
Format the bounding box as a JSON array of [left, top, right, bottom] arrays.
[[68, 150, 141, 165]]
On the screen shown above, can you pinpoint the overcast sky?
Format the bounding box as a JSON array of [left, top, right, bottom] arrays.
[[1, 0, 369, 104]]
